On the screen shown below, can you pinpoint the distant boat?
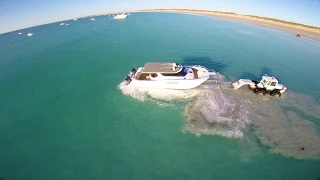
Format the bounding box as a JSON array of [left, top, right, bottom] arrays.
[[60, 22, 65, 25], [91, 18, 96, 21], [18, 32, 22, 35], [66, 24, 69, 26], [74, 18, 77, 21], [27, 33, 33, 36], [114, 13, 128, 20]]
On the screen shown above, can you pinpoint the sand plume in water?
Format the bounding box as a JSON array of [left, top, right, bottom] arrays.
[[118, 73, 320, 159]]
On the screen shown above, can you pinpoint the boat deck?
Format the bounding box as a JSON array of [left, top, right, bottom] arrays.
[[142, 62, 182, 73]]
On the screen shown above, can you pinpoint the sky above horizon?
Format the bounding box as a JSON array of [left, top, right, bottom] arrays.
[[1, 0, 320, 34]]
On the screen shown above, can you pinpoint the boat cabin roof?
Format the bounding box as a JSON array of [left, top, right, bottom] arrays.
[[141, 62, 182, 73]]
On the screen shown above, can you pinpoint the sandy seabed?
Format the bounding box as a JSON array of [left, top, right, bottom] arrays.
[[118, 72, 320, 160]]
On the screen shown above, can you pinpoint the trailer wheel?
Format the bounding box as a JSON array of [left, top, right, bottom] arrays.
[[253, 88, 259, 94]]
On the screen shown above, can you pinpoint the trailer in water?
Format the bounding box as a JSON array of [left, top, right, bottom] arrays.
[[231, 79, 256, 89]]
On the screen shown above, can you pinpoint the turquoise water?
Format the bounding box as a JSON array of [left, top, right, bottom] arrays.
[[1, 12, 320, 180]]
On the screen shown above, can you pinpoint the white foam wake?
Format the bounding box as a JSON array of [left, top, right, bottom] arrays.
[[117, 72, 250, 138], [117, 81, 200, 107]]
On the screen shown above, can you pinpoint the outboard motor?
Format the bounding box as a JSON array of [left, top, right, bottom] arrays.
[[129, 68, 137, 78], [124, 76, 132, 85]]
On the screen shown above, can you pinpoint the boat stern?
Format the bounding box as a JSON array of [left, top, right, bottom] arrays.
[[190, 65, 211, 80]]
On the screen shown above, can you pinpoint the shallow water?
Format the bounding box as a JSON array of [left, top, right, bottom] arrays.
[[1, 12, 320, 180], [119, 72, 320, 160]]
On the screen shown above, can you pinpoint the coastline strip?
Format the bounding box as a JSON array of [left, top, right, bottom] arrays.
[[138, 9, 320, 41]]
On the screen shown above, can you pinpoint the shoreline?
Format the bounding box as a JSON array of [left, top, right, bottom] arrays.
[[138, 9, 320, 41]]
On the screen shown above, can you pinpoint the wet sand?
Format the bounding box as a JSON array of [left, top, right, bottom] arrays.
[[138, 9, 320, 41]]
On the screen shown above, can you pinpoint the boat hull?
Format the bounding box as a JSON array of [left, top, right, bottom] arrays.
[[127, 77, 209, 89]]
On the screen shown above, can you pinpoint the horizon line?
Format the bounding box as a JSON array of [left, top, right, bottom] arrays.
[[2, 8, 320, 35]]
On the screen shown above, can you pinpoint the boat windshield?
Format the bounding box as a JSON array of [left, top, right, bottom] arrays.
[[180, 67, 188, 76], [161, 67, 188, 76]]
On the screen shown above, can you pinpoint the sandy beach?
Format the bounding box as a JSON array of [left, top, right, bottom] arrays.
[[138, 9, 320, 41]]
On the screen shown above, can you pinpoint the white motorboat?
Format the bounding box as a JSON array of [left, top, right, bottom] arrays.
[[114, 13, 128, 19], [123, 62, 214, 89], [91, 18, 96, 21], [18, 32, 22, 35], [74, 18, 77, 21], [60, 22, 65, 25], [27, 33, 33, 36]]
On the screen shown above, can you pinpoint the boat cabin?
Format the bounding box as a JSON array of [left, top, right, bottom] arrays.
[[135, 62, 198, 80]]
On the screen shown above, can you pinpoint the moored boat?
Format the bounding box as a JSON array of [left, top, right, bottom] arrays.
[[114, 13, 128, 19]]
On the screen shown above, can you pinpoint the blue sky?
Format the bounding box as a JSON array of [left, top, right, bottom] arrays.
[[1, 0, 320, 34]]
